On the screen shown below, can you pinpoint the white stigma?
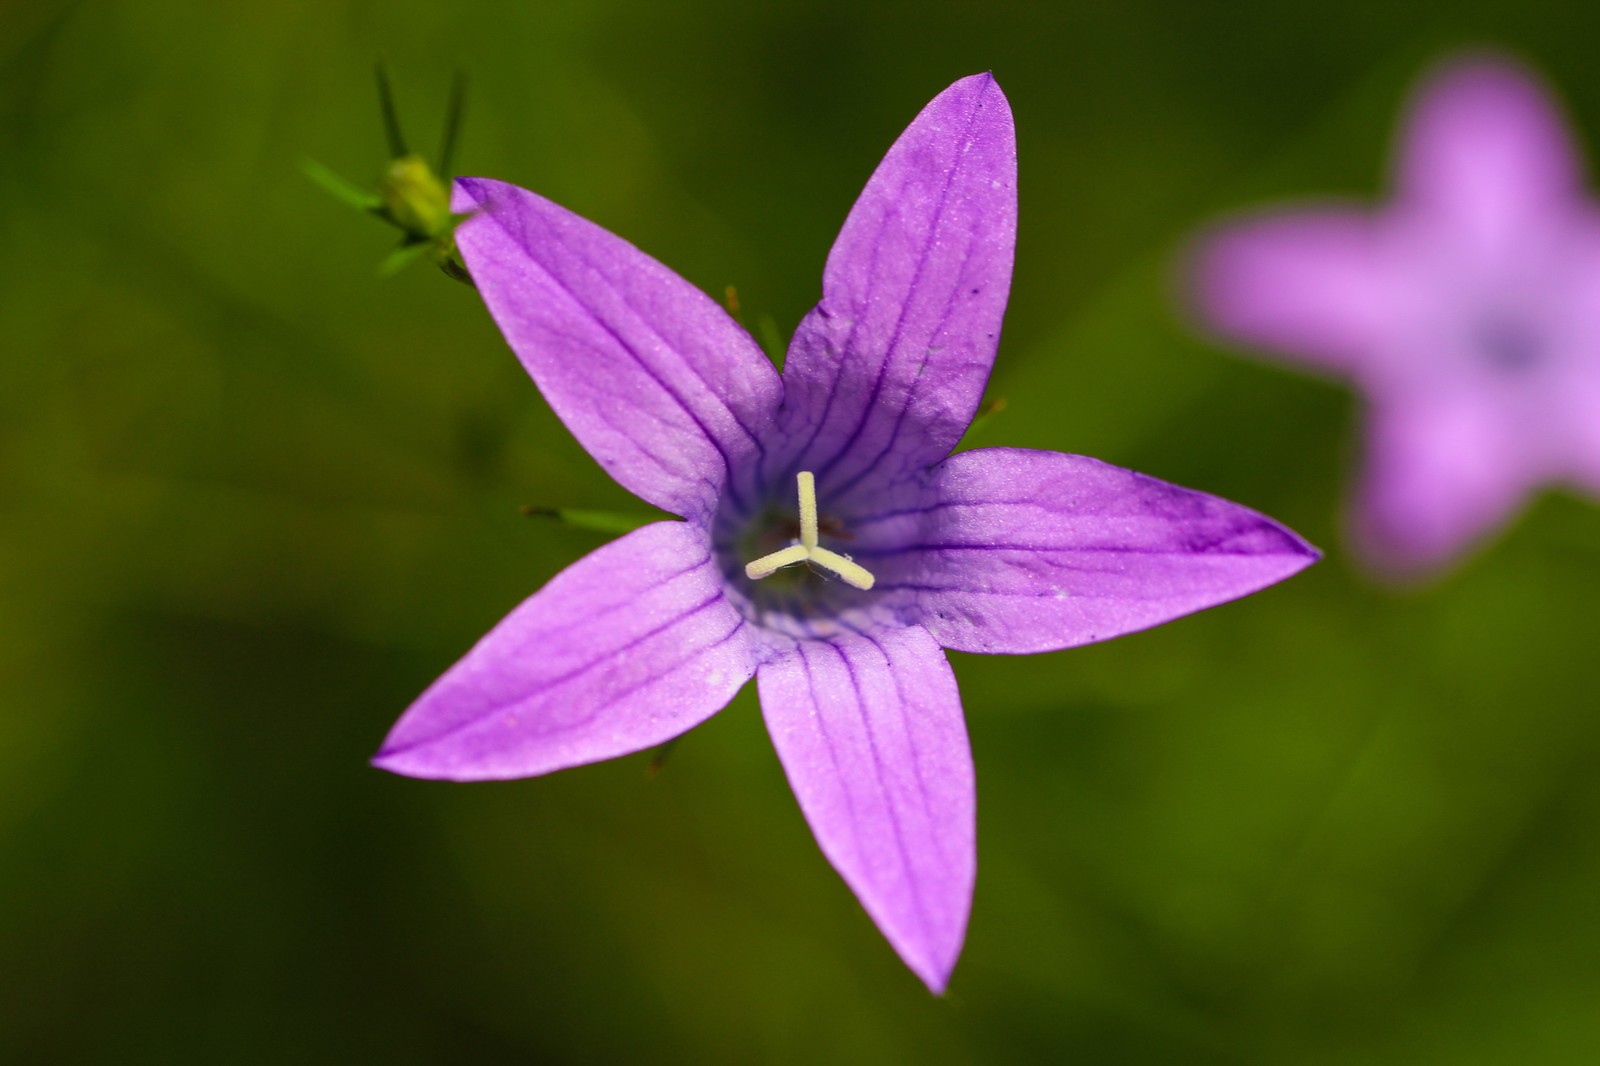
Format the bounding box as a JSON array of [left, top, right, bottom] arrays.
[[743, 472, 876, 591]]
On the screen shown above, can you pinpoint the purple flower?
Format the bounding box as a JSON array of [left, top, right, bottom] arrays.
[[1191, 55, 1600, 574], [375, 74, 1316, 992]]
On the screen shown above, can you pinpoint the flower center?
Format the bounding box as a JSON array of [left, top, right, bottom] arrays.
[[1474, 315, 1542, 373], [743, 472, 876, 590]]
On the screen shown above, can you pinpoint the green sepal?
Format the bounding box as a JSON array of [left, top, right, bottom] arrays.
[[302, 157, 383, 212], [519, 506, 658, 536], [378, 240, 433, 277], [961, 396, 1008, 443], [646, 737, 679, 777], [757, 313, 786, 366]]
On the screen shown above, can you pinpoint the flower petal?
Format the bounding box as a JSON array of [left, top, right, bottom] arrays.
[[861, 448, 1317, 655], [1353, 393, 1533, 574], [1560, 374, 1600, 496], [375, 522, 756, 781], [453, 177, 783, 521], [1189, 209, 1395, 376], [1545, 237, 1600, 494], [1396, 56, 1584, 246], [774, 73, 1017, 501], [757, 626, 973, 993]]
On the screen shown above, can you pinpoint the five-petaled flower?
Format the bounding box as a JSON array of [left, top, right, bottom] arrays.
[[375, 74, 1317, 992], [1191, 54, 1600, 575]]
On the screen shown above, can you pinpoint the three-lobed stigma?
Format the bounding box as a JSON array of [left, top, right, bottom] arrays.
[[744, 472, 876, 590]]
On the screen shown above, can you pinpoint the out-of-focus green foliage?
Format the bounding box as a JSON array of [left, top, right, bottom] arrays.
[[4, 2, 1600, 1062]]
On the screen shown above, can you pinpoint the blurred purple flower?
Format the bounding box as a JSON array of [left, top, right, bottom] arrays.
[[375, 74, 1316, 991], [1191, 55, 1600, 574]]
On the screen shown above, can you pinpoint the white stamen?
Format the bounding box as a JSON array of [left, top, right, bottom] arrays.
[[742, 472, 877, 591], [808, 546, 876, 590], [745, 543, 808, 580], [797, 471, 818, 550]]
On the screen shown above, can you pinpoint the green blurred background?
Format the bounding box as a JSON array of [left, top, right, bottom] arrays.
[[6, 1, 1600, 1062]]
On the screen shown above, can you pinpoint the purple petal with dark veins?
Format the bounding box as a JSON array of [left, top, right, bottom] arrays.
[[375, 522, 757, 780], [774, 73, 1016, 502], [757, 625, 973, 993], [453, 178, 782, 521], [867, 448, 1318, 654]]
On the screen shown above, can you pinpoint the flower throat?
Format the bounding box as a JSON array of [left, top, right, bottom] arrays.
[[744, 472, 876, 590]]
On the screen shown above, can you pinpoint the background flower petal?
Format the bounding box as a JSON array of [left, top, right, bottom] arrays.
[[757, 626, 973, 994], [1395, 56, 1584, 246], [375, 522, 756, 780], [1560, 375, 1600, 495], [1353, 393, 1534, 573], [1189, 208, 1395, 376], [774, 73, 1017, 501], [864, 448, 1318, 654], [453, 177, 783, 521], [1552, 244, 1600, 495]]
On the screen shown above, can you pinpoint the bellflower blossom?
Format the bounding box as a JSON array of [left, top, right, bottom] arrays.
[[1192, 55, 1600, 573], [376, 74, 1317, 992]]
